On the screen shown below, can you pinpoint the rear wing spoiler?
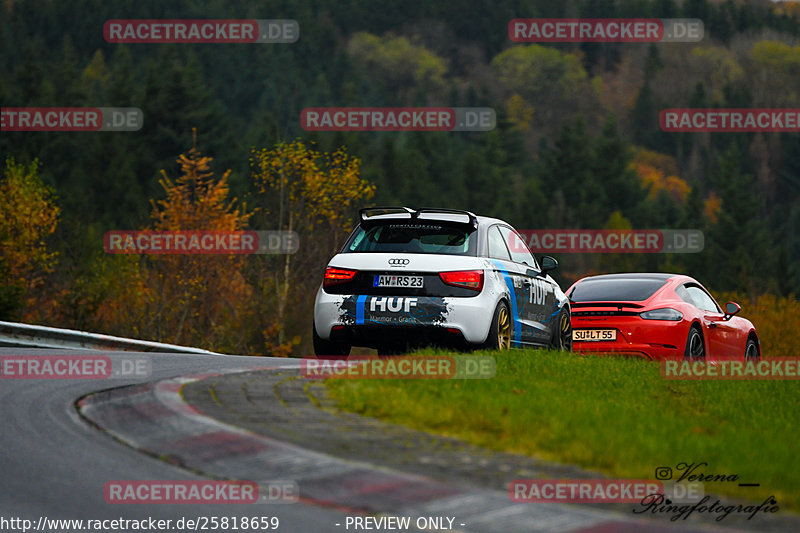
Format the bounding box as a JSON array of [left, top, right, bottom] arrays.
[[569, 302, 646, 309], [358, 206, 478, 229]]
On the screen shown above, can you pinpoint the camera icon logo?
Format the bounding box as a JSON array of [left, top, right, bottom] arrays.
[[655, 467, 673, 480]]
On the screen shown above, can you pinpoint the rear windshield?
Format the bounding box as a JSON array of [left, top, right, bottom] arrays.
[[343, 223, 477, 256], [569, 278, 667, 302]]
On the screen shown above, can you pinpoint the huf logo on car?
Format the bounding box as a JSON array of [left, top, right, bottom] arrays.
[[370, 297, 418, 312], [388, 258, 410, 265], [529, 278, 549, 305]]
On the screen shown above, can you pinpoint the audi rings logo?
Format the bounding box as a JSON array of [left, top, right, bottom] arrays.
[[388, 258, 410, 266]]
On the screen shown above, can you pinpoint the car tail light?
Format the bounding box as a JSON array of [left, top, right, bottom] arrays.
[[439, 270, 484, 291], [639, 308, 683, 321], [323, 267, 357, 288]]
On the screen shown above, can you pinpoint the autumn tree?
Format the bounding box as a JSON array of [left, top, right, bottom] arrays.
[[250, 140, 375, 352], [0, 158, 60, 321], [630, 148, 690, 206], [144, 131, 252, 350]]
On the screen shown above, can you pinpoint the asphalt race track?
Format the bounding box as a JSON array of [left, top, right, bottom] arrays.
[[0, 349, 350, 533], [2, 348, 797, 533]]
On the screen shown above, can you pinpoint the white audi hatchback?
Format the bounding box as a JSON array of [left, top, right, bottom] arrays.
[[313, 207, 571, 355]]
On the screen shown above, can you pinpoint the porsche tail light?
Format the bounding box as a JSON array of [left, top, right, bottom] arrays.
[[323, 267, 358, 288], [639, 308, 683, 321], [439, 270, 484, 291]]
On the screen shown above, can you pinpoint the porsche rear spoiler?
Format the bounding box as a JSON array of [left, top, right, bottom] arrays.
[[570, 302, 646, 309]]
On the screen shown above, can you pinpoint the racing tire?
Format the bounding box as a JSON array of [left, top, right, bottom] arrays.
[[745, 337, 760, 360], [482, 300, 512, 350], [550, 307, 573, 351], [313, 325, 351, 356], [683, 325, 705, 360]]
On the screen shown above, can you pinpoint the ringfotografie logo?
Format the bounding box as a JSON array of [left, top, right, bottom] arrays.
[[639, 462, 776, 522]]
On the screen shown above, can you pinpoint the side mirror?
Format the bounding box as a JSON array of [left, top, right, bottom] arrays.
[[541, 255, 558, 273], [724, 301, 741, 320]]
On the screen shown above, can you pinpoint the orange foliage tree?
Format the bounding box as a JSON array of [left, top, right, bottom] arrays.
[[629, 148, 690, 205], [712, 291, 800, 358], [143, 131, 252, 350], [0, 158, 60, 321]]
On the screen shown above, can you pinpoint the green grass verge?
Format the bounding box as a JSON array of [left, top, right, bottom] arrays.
[[326, 349, 800, 510]]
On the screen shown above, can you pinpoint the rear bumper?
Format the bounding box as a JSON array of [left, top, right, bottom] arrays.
[[329, 324, 468, 350], [571, 318, 689, 361], [314, 288, 497, 346], [572, 343, 681, 361]]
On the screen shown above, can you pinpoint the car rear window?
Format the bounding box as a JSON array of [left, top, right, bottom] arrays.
[[569, 278, 667, 302], [344, 223, 477, 255]]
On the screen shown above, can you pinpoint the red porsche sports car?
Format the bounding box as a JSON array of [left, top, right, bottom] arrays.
[[567, 273, 760, 360]]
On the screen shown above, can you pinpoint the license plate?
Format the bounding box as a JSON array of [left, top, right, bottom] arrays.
[[573, 329, 616, 342], [373, 275, 423, 288]]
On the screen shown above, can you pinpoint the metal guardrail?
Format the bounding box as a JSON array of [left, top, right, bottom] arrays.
[[0, 321, 222, 355]]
